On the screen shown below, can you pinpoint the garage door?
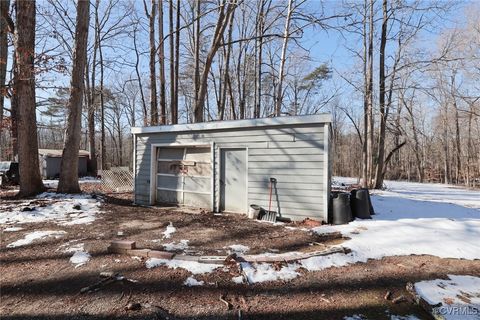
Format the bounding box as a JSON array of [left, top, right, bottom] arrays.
[[156, 146, 212, 208]]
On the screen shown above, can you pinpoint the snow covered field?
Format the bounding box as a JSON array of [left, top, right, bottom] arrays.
[[0, 192, 102, 226], [214, 178, 480, 283], [305, 178, 480, 270]]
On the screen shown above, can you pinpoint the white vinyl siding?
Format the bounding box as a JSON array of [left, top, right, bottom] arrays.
[[134, 120, 330, 222]]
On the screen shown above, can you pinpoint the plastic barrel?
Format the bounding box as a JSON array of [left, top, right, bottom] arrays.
[[332, 192, 352, 225], [360, 188, 375, 215], [351, 189, 371, 219]]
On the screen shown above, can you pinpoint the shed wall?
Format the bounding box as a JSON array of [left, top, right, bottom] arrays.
[[41, 156, 89, 178], [134, 123, 329, 221]]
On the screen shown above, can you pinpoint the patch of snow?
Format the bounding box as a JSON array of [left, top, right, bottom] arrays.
[[232, 276, 244, 284], [7, 230, 66, 248], [162, 222, 176, 239], [114, 259, 121, 263], [226, 244, 250, 254], [62, 242, 84, 253], [390, 316, 421, 320], [343, 316, 366, 320], [0, 192, 102, 225], [300, 252, 357, 271], [344, 316, 420, 320], [240, 262, 300, 283], [3, 226, 23, 232], [145, 258, 220, 274], [303, 178, 480, 271], [163, 239, 189, 251], [184, 276, 204, 287], [43, 177, 102, 188], [414, 274, 480, 320], [70, 250, 91, 268], [131, 256, 142, 261]]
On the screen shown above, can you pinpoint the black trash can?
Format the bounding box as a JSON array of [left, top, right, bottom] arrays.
[[351, 189, 371, 219], [360, 188, 375, 215], [331, 192, 352, 225]]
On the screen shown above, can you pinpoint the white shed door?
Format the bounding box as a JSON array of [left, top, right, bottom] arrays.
[[156, 146, 211, 208], [220, 148, 247, 213]]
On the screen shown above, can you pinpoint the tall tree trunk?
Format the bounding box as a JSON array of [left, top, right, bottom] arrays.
[[169, 0, 176, 124], [58, 0, 90, 193], [158, 0, 167, 124], [374, 0, 387, 189], [194, 0, 237, 123], [0, 0, 10, 160], [14, 0, 44, 196], [88, 0, 100, 176], [451, 75, 461, 184], [99, 36, 106, 169], [366, 0, 374, 187], [404, 94, 424, 182], [254, 0, 266, 119], [193, 0, 200, 122], [219, 12, 234, 120], [174, 0, 180, 122], [133, 27, 148, 125], [146, 0, 158, 125], [274, 0, 293, 116], [361, 0, 368, 188], [0, 0, 9, 131]]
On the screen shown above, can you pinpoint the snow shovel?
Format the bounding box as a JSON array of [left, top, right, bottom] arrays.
[[260, 178, 277, 222]]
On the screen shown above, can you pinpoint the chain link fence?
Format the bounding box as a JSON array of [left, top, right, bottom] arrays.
[[100, 167, 133, 192]]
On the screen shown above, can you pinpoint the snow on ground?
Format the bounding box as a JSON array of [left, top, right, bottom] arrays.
[[226, 244, 250, 254], [59, 242, 91, 268], [6, 230, 66, 248], [344, 315, 420, 320], [70, 250, 91, 268], [42, 177, 102, 189], [145, 258, 220, 274], [232, 275, 244, 284], [414, 274, 480, 320], [240, 262, 300, 284], [305, 178, 480, 271], [3, 226, 23, 232], [183, 276, 204, 287], [163, 240, 189, 251], [0, 192, 102, 225], [162, 222, 176, 239]]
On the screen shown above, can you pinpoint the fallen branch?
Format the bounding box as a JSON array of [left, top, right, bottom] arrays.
[[219, 295, 233, 310]]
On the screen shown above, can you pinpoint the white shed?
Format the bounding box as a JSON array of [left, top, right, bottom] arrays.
[[131, 114, 332, 222]]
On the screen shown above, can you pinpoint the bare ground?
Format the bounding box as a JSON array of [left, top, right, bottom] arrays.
[[1, 187, 479, 319]]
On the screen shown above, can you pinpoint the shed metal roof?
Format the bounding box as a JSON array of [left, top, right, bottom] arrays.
[[38, 149, 90, 158], [131, 113, 331, 134]]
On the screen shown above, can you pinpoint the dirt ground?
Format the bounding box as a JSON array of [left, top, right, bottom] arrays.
[[1, 186, 479, 319]]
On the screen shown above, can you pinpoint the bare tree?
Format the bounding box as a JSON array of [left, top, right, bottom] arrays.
[[58, 0, 90, 193], [274, 0, 293, 116], [0, 0, 9, 129], [194, 0, 237, 122], [169, 0, 176, 123], [144, 0, 158, 125], [158, 0, 167, 124], [14, 0, 44, 196]]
